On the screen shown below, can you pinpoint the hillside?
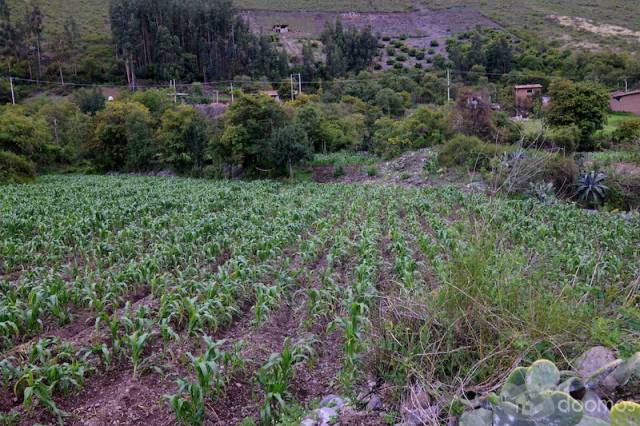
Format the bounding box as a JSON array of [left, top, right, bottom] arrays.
[[423, 0, 640, 49], [8, 0, 640, 50]]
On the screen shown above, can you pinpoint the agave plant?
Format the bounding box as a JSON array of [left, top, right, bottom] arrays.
[[527, 181, 556, 204], [576, 171, 608, 206]]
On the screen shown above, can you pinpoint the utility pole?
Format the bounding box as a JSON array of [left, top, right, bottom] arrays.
[[624, 78, 628, 93], [290, 74, 295, 101], [9, 77, 15, 105], [447, 69, 451, 102], [298, 73, 302, 96], [172, 79, 177, 103], [230, 82, 234, 103]]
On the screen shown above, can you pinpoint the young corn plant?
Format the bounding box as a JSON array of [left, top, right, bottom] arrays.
[[256, 337, 315, 424], [125, 330, 152, 379], [167, 378, 205, 426], [252, 284, 281, 327]]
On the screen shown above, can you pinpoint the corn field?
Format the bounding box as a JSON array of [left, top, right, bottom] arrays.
[[1, 175, 638, 425]]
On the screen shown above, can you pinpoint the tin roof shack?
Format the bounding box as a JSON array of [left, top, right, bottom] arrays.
[[261, 90, 281, 102], [514, 84, 543, 117], [611, 90, 640, 116]]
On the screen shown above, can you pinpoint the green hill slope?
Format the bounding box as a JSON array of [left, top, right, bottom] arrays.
[[7, 0, 640, 49]]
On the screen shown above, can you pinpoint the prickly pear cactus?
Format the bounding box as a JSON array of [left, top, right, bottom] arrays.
[[459, 354, 640, 426], [610, 401, 640, 426], [526, 360, 560, 394]]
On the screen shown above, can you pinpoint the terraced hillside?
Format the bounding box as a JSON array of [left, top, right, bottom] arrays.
[[8, 0, 640, 50]]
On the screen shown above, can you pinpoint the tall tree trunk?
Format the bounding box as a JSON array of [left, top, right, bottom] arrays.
[[36, 37, 42, 81], [58, 63, 64, 85]]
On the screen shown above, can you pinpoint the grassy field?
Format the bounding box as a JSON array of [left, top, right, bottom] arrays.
[[1, 175, 638, 424], [7, 0, 109, 39], [603, 112, 636, 134], [422, 0, 640, 48], [6, 0, 412, 37], [236, 0, 414, 11], [10, 0, 640, 48]]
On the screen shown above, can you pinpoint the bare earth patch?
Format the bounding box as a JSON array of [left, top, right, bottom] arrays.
[[551, 15, 640, 40]]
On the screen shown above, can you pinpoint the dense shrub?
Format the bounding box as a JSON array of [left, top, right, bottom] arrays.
[[128, 89, 175, 120], [375, 88, 406, 117], [544, 125, 581, 153], [492, 151, 578, 195], [0, 106, 53, 166], [269, 123, 313, 178], [211, 93, 286, 174], [449, 89, 496, 140], [373, 107, 449, 158], [606, 170, 640, 211], [0, 150, 36, 183], [613, 118, 640, 144], [71, 87, 106, 115], [493, 112, 522, 144], [547, 79, 609, 149], [90, 101, 155, 171], [156, 106, 209, 174], [543, 155, 579, 195], [36, 100, 91, 164], [438, 134, 506, 170]]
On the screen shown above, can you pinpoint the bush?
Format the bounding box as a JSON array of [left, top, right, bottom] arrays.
[[36, 100, 91, 165], [605, 169, 640, 211], [430, 40, 439, 47], [396, 54, 407, 62], [269, 123, 313, 178], [386, 59, 396, 66], [493, 112, 522, 144], [414, 63, 423, 69], [492, 151, 578, 196], [386, 47, 396, 56], [613, 118, 640, 144], [415, 52, 425, 60], [71, 87, 106, 115], [438, 134, 506, 171], [129, 89, 175, 120], [545, 125, 581, 153], [0, 150, 36, 183], [543, 155, 578, 196], [156, 105, 209, 174], [547, 79, 609, 149], [91, 101, 156, 171], [373, 63, 382, 70], [367, 165, 378, 176], [382, 36, 391, 42], [0, 105, 53, 166]]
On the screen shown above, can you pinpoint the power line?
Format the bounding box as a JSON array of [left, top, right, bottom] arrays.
[[3, 67, 585, 91]]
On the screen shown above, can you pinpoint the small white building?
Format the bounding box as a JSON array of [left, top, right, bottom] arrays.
[[273, 25, 289, 34]]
